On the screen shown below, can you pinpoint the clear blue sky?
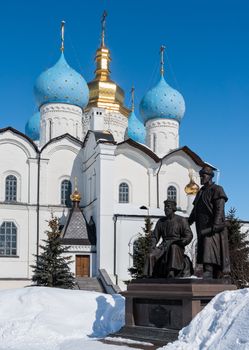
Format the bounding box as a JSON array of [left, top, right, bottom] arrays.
[[0, 0, 248, 219]]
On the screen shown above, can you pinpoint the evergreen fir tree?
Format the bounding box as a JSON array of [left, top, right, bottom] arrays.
[[31, 215, 76, 289], [227, 208, 249, 288], [128, 216, 154, 279]]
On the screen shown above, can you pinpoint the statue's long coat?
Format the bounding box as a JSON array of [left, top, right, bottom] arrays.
[[144, 214, 193, 277], [189, 183, 230, 273]]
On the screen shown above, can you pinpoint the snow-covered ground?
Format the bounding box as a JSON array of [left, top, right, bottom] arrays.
[[0, 287, 129, 350], [1, 286, 249, 349], [160, 288, 249, 350]]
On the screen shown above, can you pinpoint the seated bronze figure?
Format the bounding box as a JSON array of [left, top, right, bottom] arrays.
[[144, 200, 193, 278]]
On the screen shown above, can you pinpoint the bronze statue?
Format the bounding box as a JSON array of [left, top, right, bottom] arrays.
[[188, 166, 230, 279], [144, 200, 193, 278]]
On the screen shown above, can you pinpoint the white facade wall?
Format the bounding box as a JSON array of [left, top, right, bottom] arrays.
[[104, 111, 128, 143], [94, 142, 116, 281], [39, 139, 82, 206], [0, 131, 39, 286], [114, 214, 161, 290], [146, 118, 179, 157], [114, 154, 149, 207], [159, 153, 201, 211], [0, 206, 34, 279], [83, 108, 105, 138], [0, 125, 209, 291], [82, 108, 128, 143], [40, 103, 83, 146], [0, 133, 37, 204]]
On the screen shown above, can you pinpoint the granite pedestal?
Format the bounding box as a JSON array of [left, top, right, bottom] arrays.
[[115, 278, 236, 345]]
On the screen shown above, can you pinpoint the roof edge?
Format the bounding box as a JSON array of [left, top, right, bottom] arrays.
[[0, 126, 39, 153], [162, 145, 216, 169], [117, 138, 160, 162], [40, 133, 83, 153]]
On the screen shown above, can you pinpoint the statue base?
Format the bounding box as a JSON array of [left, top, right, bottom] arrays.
[[114, 278, 236, 345]]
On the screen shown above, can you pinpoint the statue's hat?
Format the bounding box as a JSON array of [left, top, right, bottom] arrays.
[[199, 166, 215, 178]]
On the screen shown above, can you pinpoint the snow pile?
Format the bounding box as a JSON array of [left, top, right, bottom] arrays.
[[161, 288, 249, 350], [0, 287, 125, 350]]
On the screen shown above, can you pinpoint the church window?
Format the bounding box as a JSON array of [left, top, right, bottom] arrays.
[[167, 185, 177, 201], [119, 182, 129, 203], [5, 175, 17, 202], [0, 221, 17, 256], [61, 180, 72, 206]]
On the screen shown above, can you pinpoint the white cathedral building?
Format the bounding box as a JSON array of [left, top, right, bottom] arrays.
[[0, 20, 212, 290]]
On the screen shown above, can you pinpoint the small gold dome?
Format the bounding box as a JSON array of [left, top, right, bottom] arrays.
[[70, 190, 81, 202], [185, 169, 200, 195], [185, 181, 200, 195]]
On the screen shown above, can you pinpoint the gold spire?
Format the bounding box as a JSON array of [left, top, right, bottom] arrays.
[[185, 169, 200, 195], [160, 45, 165, 76], [70, 177, 81, 202], [61, 20, 65, 52], [131, 86, 135, 112], [86, 12, 130, 117], [101, 10, 107, 47]]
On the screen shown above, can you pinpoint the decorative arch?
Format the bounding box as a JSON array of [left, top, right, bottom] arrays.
[[0, 138, 33, 159], [46, 144, 79, 157]]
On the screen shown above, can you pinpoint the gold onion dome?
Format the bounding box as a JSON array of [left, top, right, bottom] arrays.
[[86, 11, 130, 117], [70, 190, 81, 202], [70, 178, 81, 202], [185, 169, 200, 195]]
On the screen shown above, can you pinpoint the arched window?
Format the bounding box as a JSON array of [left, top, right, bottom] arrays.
[[0, 222, 17, 256], [5, 175, 17, 202], [61, 180, 72, 206], [119, 182, 129, 203], [167, 185, 177, 201]]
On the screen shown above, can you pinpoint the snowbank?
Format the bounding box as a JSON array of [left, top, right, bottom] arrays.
[[0, 287, 125, 350], [160, 288, 249, 350], [2, 286, 249, 350]]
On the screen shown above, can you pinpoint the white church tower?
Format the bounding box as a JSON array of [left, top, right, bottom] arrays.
[[139, 46, 185, 157], [33, 21, 89, 146]]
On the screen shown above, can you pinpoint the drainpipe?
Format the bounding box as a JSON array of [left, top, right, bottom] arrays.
[[36, 152, 41, 258], [113, 214, 118, 285], [156, 159, 163, 208]]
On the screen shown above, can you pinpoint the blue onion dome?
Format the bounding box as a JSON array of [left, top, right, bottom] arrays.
[[25, 112, 40, 141], [34, 53, 89, 109], [139, 76, 185, 124], [128, 111, 146, 144]]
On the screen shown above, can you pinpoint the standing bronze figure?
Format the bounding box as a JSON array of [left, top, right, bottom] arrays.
[[144, 200, 193, 278], [188, 166, 230, 279]]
